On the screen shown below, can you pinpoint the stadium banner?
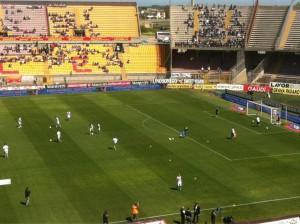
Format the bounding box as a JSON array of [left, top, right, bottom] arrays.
[[216, 84, 243, 91], [45, 84, 66, 89], [166, 84, 193, 89], [67, 83, 88, 88], [0, 90, 28, 97], [155, 79, 203, 84], [270, 82, 300, 90], [154, 79, 179, 84], [171, 73, 192, 78], [272, 87, 300, 96], [259, 217, 300, 224], [243, 85, 272, 93], [21, 76, 35, 83], [194, 84, 217, 90], [131, 81, 152, 85], [183, 79, 204, 84], [0, 85, 43, 91], [108, 81, 131, 86], [39, 87, 97, 95], [6, 75, 21, 83], [105, 84, 162, 92]]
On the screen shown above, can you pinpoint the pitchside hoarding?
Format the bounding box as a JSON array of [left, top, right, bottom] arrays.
[[243, 85, 272, 92], [216, 84, 243, 91], [272, 88, 300, 96], [154, 79, 204, 84], [270, 82, 300, 89]]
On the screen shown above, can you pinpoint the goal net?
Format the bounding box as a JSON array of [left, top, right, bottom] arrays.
[[246, 100, 281, 125]]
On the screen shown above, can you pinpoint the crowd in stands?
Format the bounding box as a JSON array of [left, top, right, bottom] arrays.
[[0, 5, 48, 36], [0, 43, 128, 74], [48, 5, 100, 37], [0, 3, 139, 39], [175, 4, 246, 48]]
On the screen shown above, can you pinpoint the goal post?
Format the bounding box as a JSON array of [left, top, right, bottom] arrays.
[[246, 100, 263, 116], [246, 100, 282, 125]]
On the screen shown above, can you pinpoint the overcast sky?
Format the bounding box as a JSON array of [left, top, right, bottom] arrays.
[[137, 0, 294, 6]]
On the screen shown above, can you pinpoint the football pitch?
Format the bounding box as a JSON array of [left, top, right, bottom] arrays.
[[1, 89, 300, 224]]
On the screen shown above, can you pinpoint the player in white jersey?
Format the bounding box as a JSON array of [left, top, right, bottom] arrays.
[[56, 117, 61, 128], [57, 130, 62, 142], [89, 123, 94, 136], [256, 116, 261, 126], [231, 128, 237, 139], [66, 111, 71, 121], [17, 117, 22, 128], [3, 143, 8, 158], [97, 123, 101, 134], [177, 174, 182, 191], [112, 137, 118, 150]]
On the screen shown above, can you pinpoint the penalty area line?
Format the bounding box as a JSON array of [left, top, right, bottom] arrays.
[[111, 195, 300, 224], [203, 111, 260, 135], [127, 105, 232, 162]]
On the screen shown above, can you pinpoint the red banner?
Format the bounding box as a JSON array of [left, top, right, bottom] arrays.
[[6, 75, 21, 83], [243, 85, 271, 93]]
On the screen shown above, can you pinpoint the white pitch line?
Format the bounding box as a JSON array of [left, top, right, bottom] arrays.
[[110, 195, 300, 224], [232, 152, 300, 161], [127, 105, 232, 161], [258, 130, 290, 136], [203, 111, 260, 135], [0, 178, 11, 186]]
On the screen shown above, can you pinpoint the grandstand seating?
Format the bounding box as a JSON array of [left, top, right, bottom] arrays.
[[123, 45, 167, 74], [0, 44, 167, 76], [170, 5, 194, 45], [88, 5, 139, 38], [247, 6, 288, 49], [284, 7, 300, 50], [47, 4, 139, 38], [0, 4, 48, 37], [171, 5, 251, 49], [0, 2, 139, 40]]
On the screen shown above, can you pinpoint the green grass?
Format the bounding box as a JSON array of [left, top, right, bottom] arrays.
[[1, 89, 300, 224]]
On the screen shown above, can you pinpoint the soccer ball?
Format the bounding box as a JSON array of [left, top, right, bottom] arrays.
[[49, 126, 52, 129], [49, 138, 52, 142], [169, 159, 172, 162]]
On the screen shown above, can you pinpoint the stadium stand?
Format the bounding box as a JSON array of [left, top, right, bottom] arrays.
[[283, 6, 300, 50], [47, 3, 139, 38], [170, 5, 194, 45], [0, 44, 168, 77], [171, 4, 251, 49], [0, 4, 48, 37], [0, 1, 169, 84], [0, 2, 140, 40], [247, 6, 288, 50]]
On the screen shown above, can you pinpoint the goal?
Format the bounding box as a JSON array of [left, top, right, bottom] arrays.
[[246, 100, 282, 125]]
